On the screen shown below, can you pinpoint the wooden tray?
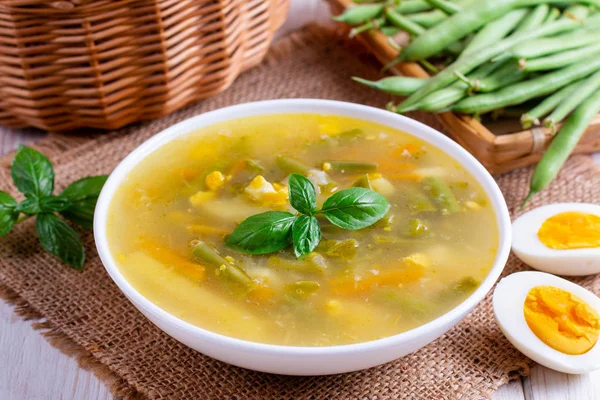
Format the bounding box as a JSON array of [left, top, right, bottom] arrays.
[[329, 0, 600, 173]]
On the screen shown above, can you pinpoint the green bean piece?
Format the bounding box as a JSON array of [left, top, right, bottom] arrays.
[[352, 174, 373, 190], [395, 0, 433, 14], [332, 4, 384, 25], [422, 176, 461, 213], [245, 159, 265, 173], [400, 1, 596, 62], [511, 28, 600, 60], [336, 128, 365, 141], [349, 16, 386, 37], [285, 281, 320, 300], [542, 7, 560, 24], [406, 218, 429, 236], [523, 89, 600, 207], [386, 8, 426, 36], [407, 10, 448, 28], [395, 6, 595, 112], [438, 276, 480, 302], [323, 160, 378, 174], [453, 53, 600, 114], [404, 185, 437, 213], [380, 26, 401, 36], [317, 239, 359, 260], [520, 80, 581, 128], [352, 76, 427, 96], [276, 155, 311, 175], [192, 242, 255, 290], [477, 59, 527, 93], [544, 70, 600, 133], [512, 4, 549, 34], [458, 9, 528, 61], [522, 41, 600, 72], [267, 255, 326, 274], [424, 0, 460, 14]]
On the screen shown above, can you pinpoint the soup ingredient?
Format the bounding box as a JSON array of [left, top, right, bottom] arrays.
[[520, 42, 600, 72], [512, 203, 600, 276], [520, 80, 580, 128], [227, 174, 389, 257], [538, 212, 600, 250], [524, 285, 599, 355], [494, 271, 600, 374], [351, 76, 427, 96], [107, 113, 498, 346], [424, 0, 460, 15], [0, 146, 107, 269], [522, 90, 600, 207]]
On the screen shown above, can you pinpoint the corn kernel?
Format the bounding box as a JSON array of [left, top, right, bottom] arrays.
[[189, 191, 216, 206], [205, 171, 225, 191]]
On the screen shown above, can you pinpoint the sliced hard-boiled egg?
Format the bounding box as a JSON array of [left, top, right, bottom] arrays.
[[493, 271, 600, 374], [512, 203, 600, 276]]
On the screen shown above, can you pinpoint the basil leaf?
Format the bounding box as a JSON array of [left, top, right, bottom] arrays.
[[226, 211, 296, 254], [15, 198, 41, 215], [288, 173, 317, 215], [60, 175, 108, 230], [0, 191, 18, 237], [40, 196, 72, 213], [292, 215, 321, 258], [11, 146, 54, 198], [36, 213, 85, 269], [320, 187, 390, 230]]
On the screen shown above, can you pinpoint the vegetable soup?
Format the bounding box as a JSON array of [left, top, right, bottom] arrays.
[[107, 114, 498, 346]]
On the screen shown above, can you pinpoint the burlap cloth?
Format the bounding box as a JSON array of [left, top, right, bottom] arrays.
[[1, 25, 599, 400]]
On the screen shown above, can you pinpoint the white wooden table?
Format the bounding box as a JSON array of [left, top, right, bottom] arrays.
[[1, 1, 599, 399]]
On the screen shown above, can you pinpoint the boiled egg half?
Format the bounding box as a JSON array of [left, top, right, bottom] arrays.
[[512, 203, 600, 276], [494, 271, 600, 374]]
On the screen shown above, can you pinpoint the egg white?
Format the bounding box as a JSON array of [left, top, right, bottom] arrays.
[[493, 271, 600, 374], [512, 203, 600, 276]]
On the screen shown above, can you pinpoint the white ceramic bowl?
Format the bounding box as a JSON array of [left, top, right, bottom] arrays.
[[94, 99, 512, 376]]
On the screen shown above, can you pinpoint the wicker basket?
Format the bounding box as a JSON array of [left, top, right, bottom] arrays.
[[329, 0, 600, 173], [0, 0, 288, 132]]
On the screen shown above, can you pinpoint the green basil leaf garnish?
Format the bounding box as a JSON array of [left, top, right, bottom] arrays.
[[11, 145, 54, 198], [226, 211, 296, 254], [288, 173, 317, 215], [40, 196, 72, 213], [292, 215, 321, 258], [320, 187, 390, 230], [0, 191, 18, 237], [15, 198, 41, 215], [60, 176, 108, 229], [36, 213, 85, 269]]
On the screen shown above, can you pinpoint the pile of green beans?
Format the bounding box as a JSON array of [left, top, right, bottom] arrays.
[[334, 0, 600, 203]]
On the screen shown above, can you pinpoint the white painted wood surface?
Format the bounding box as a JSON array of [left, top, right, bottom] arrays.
[[1, 1, 599, 399]]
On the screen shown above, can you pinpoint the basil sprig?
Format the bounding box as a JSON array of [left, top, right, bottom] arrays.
[[226, 173, 389, 258], [0, 145, 108, 269]]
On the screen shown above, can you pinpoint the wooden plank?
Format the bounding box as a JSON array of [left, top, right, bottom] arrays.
[[524, 366, 600, 400], [493, 379, 526, 400]]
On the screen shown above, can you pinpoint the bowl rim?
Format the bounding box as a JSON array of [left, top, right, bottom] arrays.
[[94, 99, 512, 357]]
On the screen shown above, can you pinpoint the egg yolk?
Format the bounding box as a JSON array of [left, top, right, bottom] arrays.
[[538, 211, 600, 250], [524, 286, 600, 355]]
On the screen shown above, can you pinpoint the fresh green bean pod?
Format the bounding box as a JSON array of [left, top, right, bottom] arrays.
[[422, 177, 460, 213], [521, 41, 600, 72], [407, 9, 448, 27], [322, 160, 378, 173], [520, 80, 580, 128], [458, 8, 528, 60], [276, 155, 311, 175], [399, 0, 598, 62], [510, 28, 600, 60], [523, 89, 600, 207], [353, 174, 373, 190], [350, 16, 386, 37], [397, 8, 597, 112], [192, 242, 255, 289], [380, 26, 401, 36], [542, 7, 561, 23], [512, 4, 549, 34], [453, 53, 600, 114], [424, 0, 460, 14], [477, 60, 527, 93], [352, 76, 427, 96], [333, 4, 384, 25], [544, 69, 600, 132], [386, 8, 426, 36], [395, 0, 433, 14]]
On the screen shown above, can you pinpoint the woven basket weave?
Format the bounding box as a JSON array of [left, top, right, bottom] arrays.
[[0, 0, 288, 132]]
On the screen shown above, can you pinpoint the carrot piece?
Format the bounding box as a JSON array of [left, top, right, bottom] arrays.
[[331, 264, 425, 296], [186, 224, 232, 236], [136, 237, 205, 282]]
